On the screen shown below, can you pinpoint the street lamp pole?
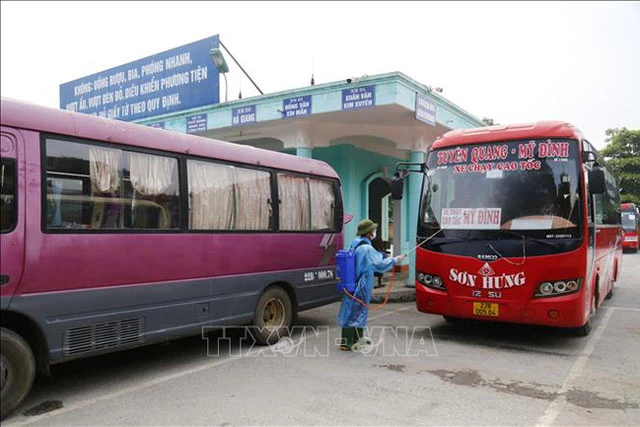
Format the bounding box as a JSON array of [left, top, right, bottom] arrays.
[[221, 72, 228, 103]]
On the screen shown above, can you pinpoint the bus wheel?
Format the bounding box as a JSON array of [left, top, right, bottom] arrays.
[[1, 328, 36, 420], [251, 287, 293, 346], [605, 286, 614, 300], [573, 318, 592, 337], [573, 293, 595, 337], [443, 316, 464, 325]]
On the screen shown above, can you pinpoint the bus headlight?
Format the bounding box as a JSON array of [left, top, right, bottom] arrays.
[[539, 282, 554, 295], [566, 280, 579, 291], [535, 279, 582, 298], [417, 271, 446, 291], [553, 281, 567, 293]]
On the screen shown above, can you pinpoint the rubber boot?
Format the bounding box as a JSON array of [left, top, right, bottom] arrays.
[[340, 328, 357, 350]]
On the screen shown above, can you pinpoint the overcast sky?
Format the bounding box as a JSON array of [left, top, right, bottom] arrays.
[[1, 1, 638, 149]]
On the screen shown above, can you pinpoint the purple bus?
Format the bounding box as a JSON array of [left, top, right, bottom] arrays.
[[0, 97, 344, 419]]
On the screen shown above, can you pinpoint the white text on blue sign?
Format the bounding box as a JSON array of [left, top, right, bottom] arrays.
[[342, 86, 375, 110]]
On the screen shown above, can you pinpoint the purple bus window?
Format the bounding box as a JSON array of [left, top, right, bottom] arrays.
[[187, 160, 272, 231], [1, 159, 17, 232], [45, 139, 180, 230]]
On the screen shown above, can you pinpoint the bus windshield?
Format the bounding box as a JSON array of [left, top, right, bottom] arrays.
[[420, 139, 583, 240], [621, 210, 637, 232]]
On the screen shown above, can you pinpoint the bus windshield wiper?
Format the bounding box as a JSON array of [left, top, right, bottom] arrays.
[[421, 230, 563, 249], [494, 229, 562, 249], [424, 237, 488, 247]]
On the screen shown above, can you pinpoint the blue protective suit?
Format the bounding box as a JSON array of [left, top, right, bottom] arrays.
[[337, 237, 396, 328]]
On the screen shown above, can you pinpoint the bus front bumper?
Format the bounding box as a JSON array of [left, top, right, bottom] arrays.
[[415, 283, 588, 328]]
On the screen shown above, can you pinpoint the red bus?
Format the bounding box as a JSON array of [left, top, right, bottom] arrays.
[[0, 97, 344, 419], [393, 122, 622, 337], [621, 203, 639, 253]]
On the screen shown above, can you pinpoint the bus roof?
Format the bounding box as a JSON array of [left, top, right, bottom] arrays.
[[432, 121, 584, 149], [0, 97, 339, 179]]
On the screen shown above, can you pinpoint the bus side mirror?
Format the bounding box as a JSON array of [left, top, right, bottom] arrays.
[[589, 166, 605, 194], [582, 151, 597, 163], [391, 174, 405, 200]]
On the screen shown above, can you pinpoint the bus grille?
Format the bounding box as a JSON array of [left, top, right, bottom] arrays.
[[64, 318, 144, 356]]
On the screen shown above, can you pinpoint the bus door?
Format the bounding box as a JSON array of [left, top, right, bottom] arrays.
[[585, 168, 596, 281], [0, 127, 25, 308]]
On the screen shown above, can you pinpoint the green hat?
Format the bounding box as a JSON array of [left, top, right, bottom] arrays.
[[357, 219, 378, 236]]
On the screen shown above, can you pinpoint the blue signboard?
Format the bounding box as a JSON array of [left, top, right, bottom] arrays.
[[148, 122, 165, 129], [60, 35, 221, 122], [416, 93, 436, 126], [342, 86, 375, 110], [186, 114, 207, 133], [232, 105, 257, 126], [282, 95, 312, 119]]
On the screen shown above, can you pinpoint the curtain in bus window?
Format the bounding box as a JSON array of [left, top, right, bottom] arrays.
[[129, 153, 178, 229], [46, 179, 63, 227], [309, 179, 335, 230], [234, 168, 271, 230], [89, 147, 122, 229], [129, 153, 176, 195], [278, 174, 310, 231], [89, 147, 121, 193], [188, 160, 234, 230]]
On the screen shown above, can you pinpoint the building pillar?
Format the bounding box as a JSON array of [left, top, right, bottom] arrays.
[[292, 128, 313, 158], [296, 147, 313, 158], [406, 150, 425, 287]]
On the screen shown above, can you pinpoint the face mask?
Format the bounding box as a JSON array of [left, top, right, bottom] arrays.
[[370, 230, 377, 240]]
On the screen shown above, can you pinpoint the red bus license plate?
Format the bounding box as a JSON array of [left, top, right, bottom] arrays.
[[473, 302, 499, 317]]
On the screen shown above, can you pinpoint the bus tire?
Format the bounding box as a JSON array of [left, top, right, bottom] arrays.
[[443, 316, 464, 325], [1, 328, 36, 420], [573, 292, 596, 337], [573, 319, 592, 337], [250, 287, 293, 346], [605, 287, 614, 300]]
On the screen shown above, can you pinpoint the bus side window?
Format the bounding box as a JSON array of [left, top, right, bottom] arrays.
[[277, 174, 337, 232], [125, 152, 180, 230], [187, 160, 272, 231], [0, 159, 17, 233], [45, 138, 180, 231], [309, 178, 336, 231], [593, 194, 604, 225]]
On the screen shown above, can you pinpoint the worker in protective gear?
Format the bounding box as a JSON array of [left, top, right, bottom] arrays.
[[337, 219, 405, 351]]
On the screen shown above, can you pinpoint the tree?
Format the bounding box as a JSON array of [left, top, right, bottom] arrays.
[[482, 117, 497, 126], [600, 127, 640, 204]]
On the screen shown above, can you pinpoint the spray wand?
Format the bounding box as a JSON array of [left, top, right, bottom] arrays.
[[343, 227, 447, 309]]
